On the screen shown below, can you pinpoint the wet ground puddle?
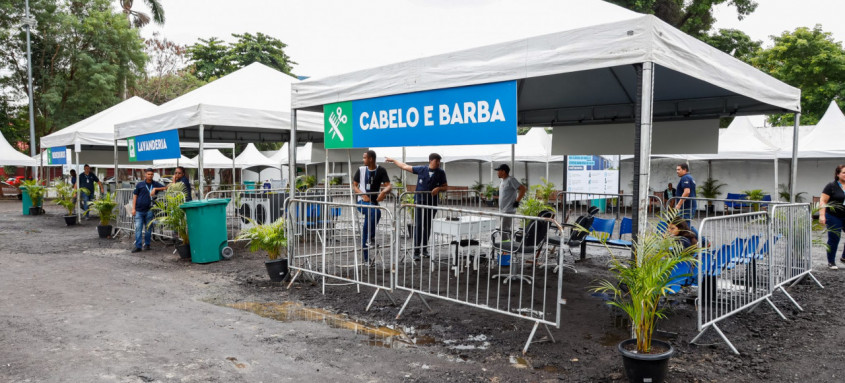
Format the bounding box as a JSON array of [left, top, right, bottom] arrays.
[[227, 301, 436, 348]]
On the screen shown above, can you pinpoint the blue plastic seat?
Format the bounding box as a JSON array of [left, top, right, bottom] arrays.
[[584, 217, 615, 243], [607, 217, 633, 247]]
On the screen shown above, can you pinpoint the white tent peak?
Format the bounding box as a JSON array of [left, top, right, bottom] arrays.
[[0, 130, 37, 167], [235, 143, 278, 169], [797, 100, 845, 155], [191, 149, 233, 169], [720, 116, 777, 152], [41, 96, 156, 148]]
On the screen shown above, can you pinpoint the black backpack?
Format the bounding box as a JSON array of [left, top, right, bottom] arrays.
[[567, 214, 594, 246]]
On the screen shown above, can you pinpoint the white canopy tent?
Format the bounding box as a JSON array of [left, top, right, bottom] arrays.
[[1, 131, 37, 167], [115, 63, 324, 192], [291, 14, 801, 236], [153, 155, 197, 169], [796, 101, 845, 158], [191, 149, 234, 169], [235, 143, 277, 169]]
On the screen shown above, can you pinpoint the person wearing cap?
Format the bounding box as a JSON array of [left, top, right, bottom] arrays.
[[131, 168, 166, 253], [495, 164, 526, 238], [78, 164, 104, 219], [386, 153, 448, 260]]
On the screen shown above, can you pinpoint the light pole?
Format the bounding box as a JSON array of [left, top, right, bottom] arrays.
[[22, 0, 37, 180]]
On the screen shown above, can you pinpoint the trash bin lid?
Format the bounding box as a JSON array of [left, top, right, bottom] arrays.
[[180, 198, 231, 209]]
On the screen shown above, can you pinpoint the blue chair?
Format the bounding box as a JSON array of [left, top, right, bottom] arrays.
[[607, 217, 633, 247], [656, 221, 668, 235], [724, 193, 749, 213], [585, 217, 615, 243]]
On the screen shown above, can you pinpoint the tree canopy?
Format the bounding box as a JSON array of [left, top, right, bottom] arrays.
[[752, 25, 845, 126], [606, 0, 757, 38], [0, 0, 147, 143], [187, 33, 296, 82]]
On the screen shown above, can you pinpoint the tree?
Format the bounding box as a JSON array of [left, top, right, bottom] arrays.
[[120, 0, 164, 28], [0, 0, 147, 142], [187, 33, 297, 82], [133, 33, 206, 104], [700, 28, 761, 63], [751, 25, 845, 126], [606, 0, 757, 38]]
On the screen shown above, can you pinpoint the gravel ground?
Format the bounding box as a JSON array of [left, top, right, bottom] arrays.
[[1, 199, 843, 383]]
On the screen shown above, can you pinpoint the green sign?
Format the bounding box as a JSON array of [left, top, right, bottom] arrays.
[[127, 137, 137, 161], [324, 101, 353, 149]]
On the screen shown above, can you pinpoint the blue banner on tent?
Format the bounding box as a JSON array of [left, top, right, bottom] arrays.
[[127, 129, 181, 162], [323, 81, 517, 148], [47, 147, 67, 165]]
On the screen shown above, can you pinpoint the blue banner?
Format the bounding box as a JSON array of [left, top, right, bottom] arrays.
[[47, 147, 67, 165], [127, 129, 181, 162], [324, 81, 517, 148]]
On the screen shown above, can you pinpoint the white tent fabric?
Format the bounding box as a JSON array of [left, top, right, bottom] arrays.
[[115, 63, 323, 140], [235, 143, 278, 169], [796, 101, 845, 158], [292, 15, 799, 116], [153, 155, 197, 169], [652, 117, 779, 161], [41, 97, 156, 148], [1, 131, 37, 166], [265, 143, 289, 164], [190, 149, 233, 169]]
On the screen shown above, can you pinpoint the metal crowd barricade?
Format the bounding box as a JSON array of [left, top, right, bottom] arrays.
[[769, 203, 823, 310], [204, 188, 292, 241], [555, 191, 663, 223], [114, 188, 135, 236], [692, 211, 785, 354], [285, 198, 396, 310], [672, 196, 789, 229], [394, 203, 565, 354]]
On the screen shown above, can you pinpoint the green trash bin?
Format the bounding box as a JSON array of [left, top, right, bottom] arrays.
[[181, 198, 232, 264], [243, 181, 257, 190], [590, 198, 607, 214], [20, 186, 42, 215]]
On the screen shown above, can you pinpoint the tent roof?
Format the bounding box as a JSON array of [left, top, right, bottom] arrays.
[[153, 155, 197, 169], [796, 101, 845, 157], [0, 131, 36, 167], [41, 97, 156, 148], [292, 15, 799, 126], [190, 149, 233, 169], [664, 117, 779, 160], [115, 63, 324, 143], [235, 143, 278, 169]]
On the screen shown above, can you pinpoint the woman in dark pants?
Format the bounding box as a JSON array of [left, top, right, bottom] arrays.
[[819, 164, 845, 270]]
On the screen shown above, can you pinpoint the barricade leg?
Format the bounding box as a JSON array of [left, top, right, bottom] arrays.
[[366, 288, 397, 312], [691, 324, 739, 355], [775, 285, 803, 311], [395, 292, 432, 320]]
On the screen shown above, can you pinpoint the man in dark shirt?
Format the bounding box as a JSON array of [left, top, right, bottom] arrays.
[[78, 164, 104, 219], [673, 164, 697, 224], [131, 168, 166, 253], [386, 153, 448, 260], [173, 166, 192, 202], [352, 150, 391, 263]]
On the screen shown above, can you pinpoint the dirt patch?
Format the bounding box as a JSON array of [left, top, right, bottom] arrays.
[[1, 200, 843, 382]]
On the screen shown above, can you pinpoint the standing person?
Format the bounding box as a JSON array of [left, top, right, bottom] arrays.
[[173, 166, 192, 202], [819, 165, 845, 270], [494, 164, 526, 238], [69, 169, 77, 186], [131, 168, 166, 253], [663, 183, 676, 205], [386, 153, 448, 261], [79, 164, 104, 219], [352, 150, 392, 263], [673, 164, 696, 224]]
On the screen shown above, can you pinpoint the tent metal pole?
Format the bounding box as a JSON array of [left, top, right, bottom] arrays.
[[401, 147, 406, 188], [198, 124, 205, 196], [324, 148, 329, 199], [478, 162, 482, 186], [773, 155, 779, 201], [76, 150, 81, 221], [510, 144, 515, 178], [290, 109, 297, 196], [113, 139, 119, 193], [231, 143, 236, 186], [790, 113, 800, 202], [633, 62, 655, 242], [524, 162, 528, 185]]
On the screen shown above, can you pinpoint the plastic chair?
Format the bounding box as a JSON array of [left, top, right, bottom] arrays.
[[607, 217, 632, 247]]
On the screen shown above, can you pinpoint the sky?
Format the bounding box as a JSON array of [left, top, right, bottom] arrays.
[[139, 0, 845, 79]]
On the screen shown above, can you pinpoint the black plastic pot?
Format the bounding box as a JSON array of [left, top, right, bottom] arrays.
[[618, 339, 674, 383], [97, 225, 112, 238], [265, 258, 289, 282], [176, 243, 191, 260], [29, 206, 43, 215], [63, 215, 77, 226]]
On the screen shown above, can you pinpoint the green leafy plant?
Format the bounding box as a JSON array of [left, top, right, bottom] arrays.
[[591, 210, 698, 354], [778, 184, 806, 202], [149, 183, 189, 244], [236, 217, 287, 260], [402, 193, 415, 220], [742, 189, 766, 211], [86, 192, 118, 226], [391, 175, 404, 189], [295, 175, 317, 191], [516, 197, 554, 227], [530, 177, 556, 202], [53, 178, 78, 216], [470, 180, 483, 194], [483, 183, 499, 200], [697, 177, 726, 199], [330, 176, 342, 186], [20, 179, 45, 208]]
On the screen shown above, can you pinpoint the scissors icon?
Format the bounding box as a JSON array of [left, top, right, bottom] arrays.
[[329, 107, 347, 141]]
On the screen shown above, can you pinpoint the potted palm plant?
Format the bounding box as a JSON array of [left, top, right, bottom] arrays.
[[697, 177, 726, 214], [482, 183, 498, 207], [531, 177, 556, 202], [53, 178, 79, 225], [516, 196, 555, 226], [20, 179, 45, 215], [236, 217, 288, 281], [86, 192, 118, 238], [742, 188, 766, 211], [591, 214, 698, 383], [149, 183, 190, 259]]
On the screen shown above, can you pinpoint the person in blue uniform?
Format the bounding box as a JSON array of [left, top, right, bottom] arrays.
[[386, 153, 448, 261], [353, 150, 391, 263], [131, 168, 166, 253], [173, 166, 192, 202], [673, 163, 696, 225], [78, 164, 104, 219]]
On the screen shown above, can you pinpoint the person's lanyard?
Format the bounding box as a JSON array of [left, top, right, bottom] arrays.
[[145, 183, 153, 195]]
